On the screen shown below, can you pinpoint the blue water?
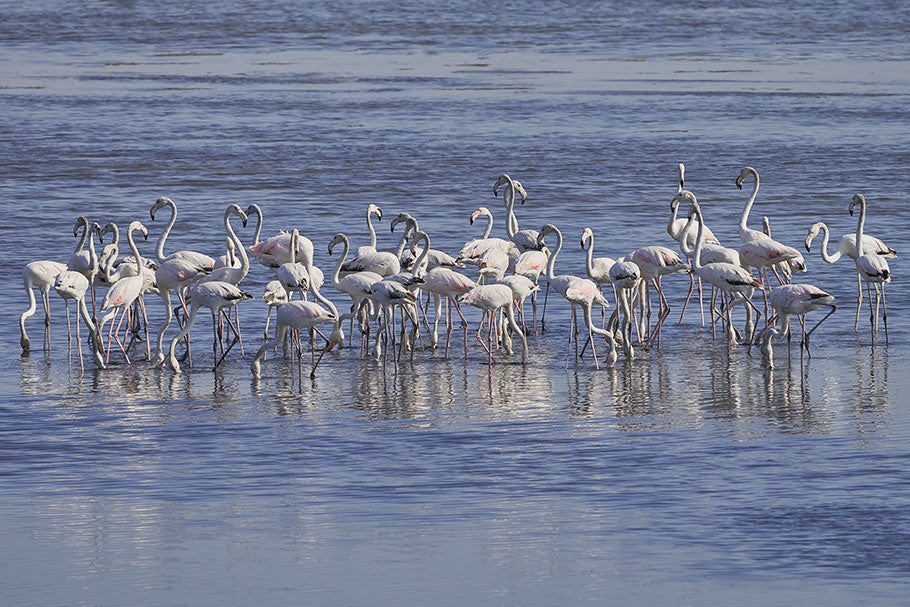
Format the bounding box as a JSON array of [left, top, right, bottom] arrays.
[[1, 2, 909, 605]]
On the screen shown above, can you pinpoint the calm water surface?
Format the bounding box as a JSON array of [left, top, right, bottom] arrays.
[[2, 2, 909, 605]]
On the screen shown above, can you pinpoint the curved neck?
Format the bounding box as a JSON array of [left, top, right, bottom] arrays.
[[583, 234, 596, 277], [544, 229, 562, 280], [249, 204, 263, 245], [155, 199, 177, 262], [127, 226, 143, 269], [289, 230, 298, 265], [816, 223, 840, 263], [74, 220, 89, 254], [480, 212, 492, 240], [224, 210, 249, 277], [366, 209, 378, 249], [331, 236, 349, 289], [679, 215, 696, 257], [739, 169, 759, 236], [104, 242, 120, 281], [667, 204, 680, 240], [411, 231, 430, 275], [504, 184, 519, 239], [395, 219, 416, 258], [855, 200, 866, 257]]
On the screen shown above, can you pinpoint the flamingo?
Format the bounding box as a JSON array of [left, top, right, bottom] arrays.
[[676, 191, 762, 348], [53, 271, 105, 371], [580, 227, 618, 329], [149, 196, 216, 269], [609, 258, 641, 359], [328, 233, 382, 354], [667, 163, 720, 246], [733, 167, 802, 318], [246, 205, 314, 270], [628, 244, 689, 349], [411, 230, 477, 358], [198, 204, 251, 353], [367, 278, 419, 362], [339, 207, 401, 278], [536, 224, 615, 369], [678, 215, 744, 333], [98, 221, 152, 364], [457, 207, 515, 266], [250, 297, 339, 385], [276, 229, 312, 300], [457, 284, 528, 367], [492, 274, 539, 335], [850, 193, 891, 344], [805, 220, 896, 331], [762, 283, 836, 363], [20, 259, 68, 353], [67, 217, 102, 325], [168, 281, 253, 373], [262, 280, 288, 340], [493, 174, 542, 251]]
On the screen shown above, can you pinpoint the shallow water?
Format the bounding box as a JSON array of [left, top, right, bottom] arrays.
[[2, 2, 909, 605]]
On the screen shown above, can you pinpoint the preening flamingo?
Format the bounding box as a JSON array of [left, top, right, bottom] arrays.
[[763, 283, 836, 363]]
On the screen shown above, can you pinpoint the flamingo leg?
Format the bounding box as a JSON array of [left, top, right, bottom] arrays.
[[854, 271, 863, 332], [487, 311, 494, 368], [540, 283, 549, 332], [453, 299, 469, 359], [803, 304, 836, 354], [679, 272, 696, 324], [867, 283, 875, 342], [445, 296, 453, 358], [583, 304, 599, 370], [881, 285, 889, 344], [566, 306, 575, 371], [75, 306, 85, 373]]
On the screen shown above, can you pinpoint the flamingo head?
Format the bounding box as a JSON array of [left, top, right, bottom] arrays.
[[580, 227, 593, 248], [328, 233, 346, 255], [367, 203, 382, 221], [492, 173, 511, 197], [149, 196, 174, 220], [537, 223, 558, 248], [73, 216, 89, 237], [849, 193, 865, 216], [128, 220, 149, 241], [226, 204, 248, 227], [244, 203, 261, 219], [390, 212, 416, 234], [804, 222, 823, 252], [470, 207, 491, 225], [99, 222, 117, 244], [512, 180, 528, 204], [673, 190, 698, 212], [735, 166, 755, 190]]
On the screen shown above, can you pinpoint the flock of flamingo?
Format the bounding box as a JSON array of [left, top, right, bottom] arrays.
[[19, 166, 896, 384]]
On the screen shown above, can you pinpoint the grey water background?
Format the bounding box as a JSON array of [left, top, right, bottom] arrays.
[[2, 2, 910, 604]]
